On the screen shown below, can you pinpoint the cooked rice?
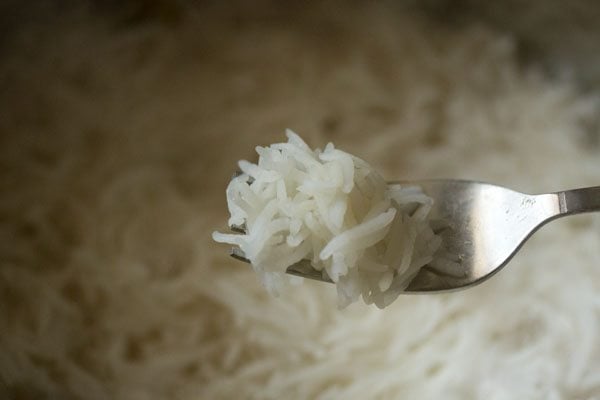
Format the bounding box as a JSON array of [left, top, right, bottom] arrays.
[[1, 2, 599, 399], [213, 131, 440, 308]]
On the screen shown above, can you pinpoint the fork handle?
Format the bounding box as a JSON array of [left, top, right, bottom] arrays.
[[557, 186, 600, 216]]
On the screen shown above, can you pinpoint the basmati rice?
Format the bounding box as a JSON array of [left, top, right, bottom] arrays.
[[213, 131, 441, 308], [3, 2, 600, 398]]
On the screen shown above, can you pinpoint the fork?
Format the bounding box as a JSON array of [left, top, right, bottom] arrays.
[[229, 180, 600, 293]]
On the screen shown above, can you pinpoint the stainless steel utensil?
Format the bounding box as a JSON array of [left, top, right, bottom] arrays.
[[230, 180, 600, 293]]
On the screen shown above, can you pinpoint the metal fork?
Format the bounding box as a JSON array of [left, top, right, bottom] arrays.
[[229, 180, 600, 293]]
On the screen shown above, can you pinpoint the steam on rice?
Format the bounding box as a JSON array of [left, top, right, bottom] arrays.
[[213, 130, 441, 308]]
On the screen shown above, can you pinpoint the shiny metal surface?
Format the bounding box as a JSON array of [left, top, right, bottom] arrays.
[[230, 181, 600, 293]]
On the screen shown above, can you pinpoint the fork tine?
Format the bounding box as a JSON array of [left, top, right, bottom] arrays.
[[229, 247, 250, 263], [230, 224, 246, 234], [228, 247, 333, 283], [287, 261, 333, 283]]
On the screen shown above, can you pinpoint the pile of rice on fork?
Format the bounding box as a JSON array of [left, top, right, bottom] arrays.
[[1, 1, 599, 399]]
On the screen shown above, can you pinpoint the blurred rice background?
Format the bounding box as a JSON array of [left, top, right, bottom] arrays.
[[1, 1, 599, 399]]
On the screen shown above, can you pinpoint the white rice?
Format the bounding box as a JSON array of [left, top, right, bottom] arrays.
[[2, 2, 600, 399], [213, 131, 440, 308]]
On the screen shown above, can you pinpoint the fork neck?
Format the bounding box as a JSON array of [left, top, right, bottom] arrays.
[[556, 186, 600, 216]]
